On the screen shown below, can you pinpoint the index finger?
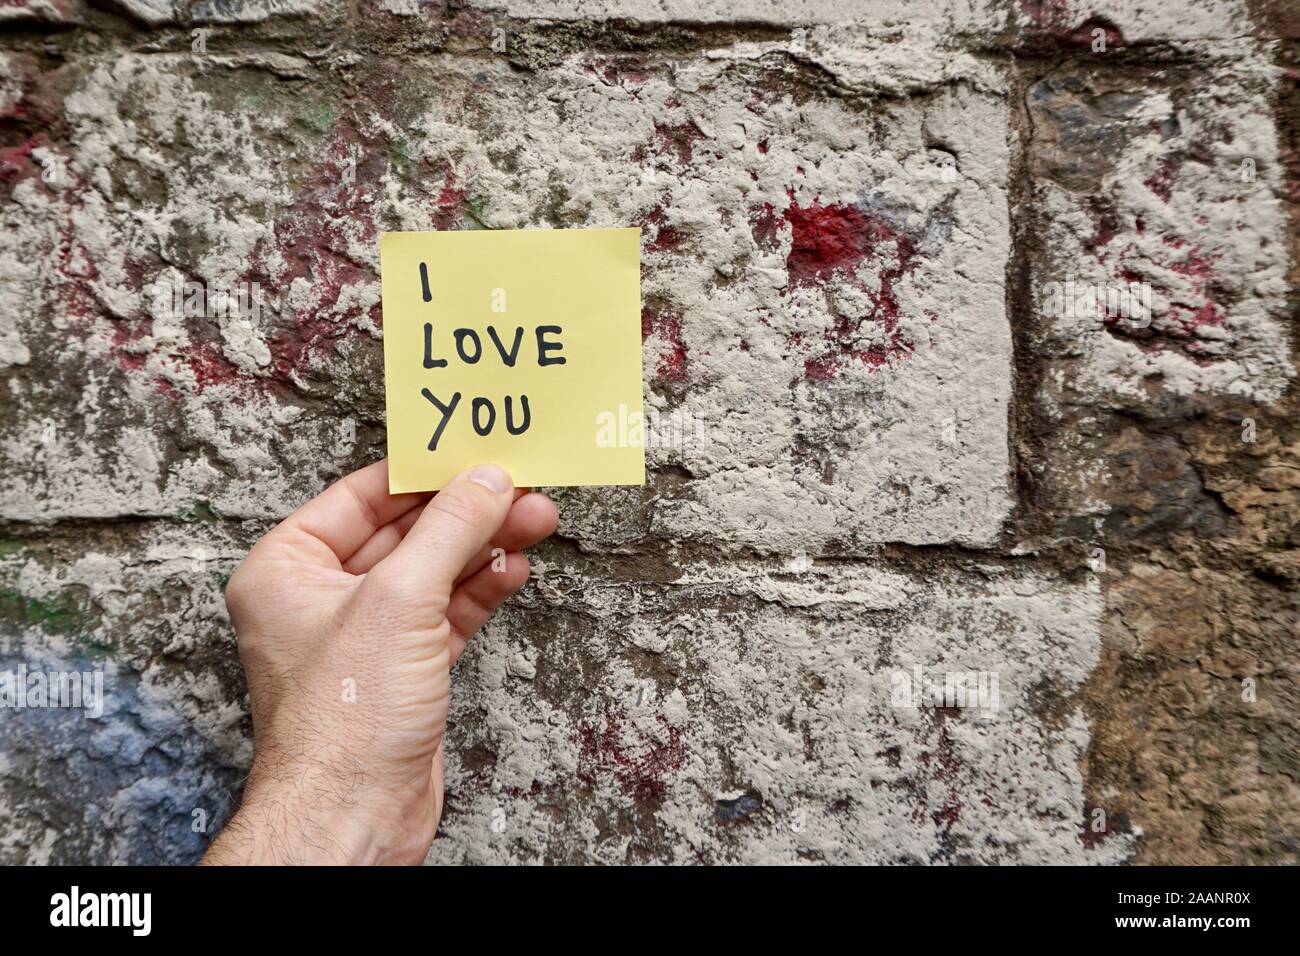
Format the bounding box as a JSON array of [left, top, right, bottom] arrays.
[[276, 459, 432, 566]]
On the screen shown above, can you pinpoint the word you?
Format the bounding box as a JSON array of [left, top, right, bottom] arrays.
[[890, 665, 1000, 718], [418, 267, 565, 451], [0, 664, 103, 718], [50, 886, 151, 936], [1041, 277, 1152, 328]]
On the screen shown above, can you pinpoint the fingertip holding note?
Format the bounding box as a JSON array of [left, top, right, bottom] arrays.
[[379, 227, 647, 493]]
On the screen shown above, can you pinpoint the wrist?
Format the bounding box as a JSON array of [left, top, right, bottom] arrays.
[[205, 755, 436, 865]]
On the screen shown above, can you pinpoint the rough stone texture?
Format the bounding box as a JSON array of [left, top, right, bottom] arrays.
[[0, 0, 1296, 864], [0, 0, 82, 25]]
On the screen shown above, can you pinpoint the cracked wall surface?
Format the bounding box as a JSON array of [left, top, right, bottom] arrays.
[[1, 0, 1296, 864]]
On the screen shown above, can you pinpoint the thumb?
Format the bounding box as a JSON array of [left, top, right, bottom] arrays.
[[369, 464, 515, 602]]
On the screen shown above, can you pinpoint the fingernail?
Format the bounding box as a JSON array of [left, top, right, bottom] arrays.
[[467, 464, 511, 494]]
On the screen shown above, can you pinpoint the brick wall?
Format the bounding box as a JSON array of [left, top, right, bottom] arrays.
[[1, 0, 1296, 864]]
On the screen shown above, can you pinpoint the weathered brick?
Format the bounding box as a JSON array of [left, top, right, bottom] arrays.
[[431, 562, 1125, 864]]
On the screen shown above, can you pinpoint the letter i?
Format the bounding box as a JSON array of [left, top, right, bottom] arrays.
[[419, 262, 432, 303]]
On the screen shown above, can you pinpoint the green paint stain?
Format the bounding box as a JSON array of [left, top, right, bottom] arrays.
[[390, 136, 414, 168], [0, 539, 25, 557], [177, 500, 217, 523], [301, 99, 336, 133], [0, 588, 87, 635], [464, 195, 491, 230]]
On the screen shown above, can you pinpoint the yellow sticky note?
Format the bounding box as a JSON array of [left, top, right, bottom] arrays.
[[380, 227, 646, 492]]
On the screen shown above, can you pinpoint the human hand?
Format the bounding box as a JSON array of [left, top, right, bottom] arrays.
[[202, 460, 557, 865]]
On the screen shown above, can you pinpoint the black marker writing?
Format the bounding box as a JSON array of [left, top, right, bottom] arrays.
[[487, 326, 524, 367], [421, 388, 461, 451], [454, 328, 482, 363], [536, 326, 565, 366], [505, 394, 530, 434], [416, 275, 558, 453], [471, 397, 495, 436], [423, 323, 447, 369]]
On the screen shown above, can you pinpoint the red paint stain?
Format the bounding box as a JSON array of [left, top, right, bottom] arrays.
[[1, 69, 171, 385], [145, 62, 464, 397], [1019, 1, 1125, 48], [1281, 144, 1300, 205], [642, 306, 688, 383], [110, 322, 152, 373], [581, 55, 655, 92], [199, 64, 459, 395], [1016, 0, 1060, 23], [177, 341, 243, 389], [783, 201, 883, 286], [637, 204, 684, 253], [1165, 243, 1225, 331], [34, 145, 112, 344], [576, 711, 687, 802], [752, 197, 927, 379], [1084, 200, 1118, 251], [248, 103, 393, 388], [750, 201, 783, 248], [11, 62, 430, 400], [1067, 19, 1123, 48], [152, 377, 180, 399], [1080, 803, 1131, 849], [911, 711, 963, 830], [804, 334, 913, 381], [425, 160, 466, 232], [0, 133, 46, 183], [1143, 156, 1178, 202], [1106, 235, 1226, 361], [651, 120, 705, 167], [447, 3, 494, 41]]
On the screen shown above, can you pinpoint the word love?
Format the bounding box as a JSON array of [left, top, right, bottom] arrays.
[[420, 318, 566, 452], [422, 322, 566, 370]]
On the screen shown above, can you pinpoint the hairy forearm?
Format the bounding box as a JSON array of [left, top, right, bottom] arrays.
[[203, 757, 435, 866], [204, 796, 367, 865]]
